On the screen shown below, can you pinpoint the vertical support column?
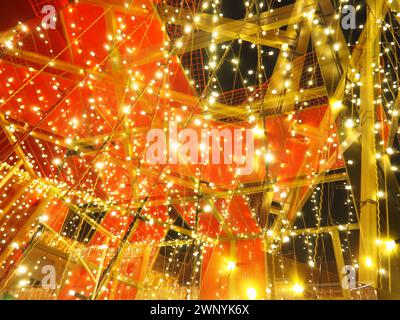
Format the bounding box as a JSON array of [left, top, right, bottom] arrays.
[[138, 246, 151, 287], [331, 230, 350, 299], [358, 0, 381, 287], [228, 240, 236, 300], [91, 238, 110, 300], [265, 253, 277, 299]]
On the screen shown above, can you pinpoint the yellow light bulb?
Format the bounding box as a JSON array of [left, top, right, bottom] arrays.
[[385, 240, 396, 252], [17, 265, 27, 275], [265, 152, 274, 163], [246, 287, 257, 300], [226, 261, 236, 271], [292, 283, 304, 294], [52, 158, 62, 166], [332, 100, 343, 110], [95, 162, 105, 170]]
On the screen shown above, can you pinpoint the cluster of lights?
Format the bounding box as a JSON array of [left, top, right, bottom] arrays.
[[0, 0, 398, 301]]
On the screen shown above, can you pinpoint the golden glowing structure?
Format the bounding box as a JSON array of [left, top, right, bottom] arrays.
[[0, 0, 399, 300]]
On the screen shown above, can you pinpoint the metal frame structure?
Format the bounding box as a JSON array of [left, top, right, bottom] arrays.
[[0, 0, 399, 300]]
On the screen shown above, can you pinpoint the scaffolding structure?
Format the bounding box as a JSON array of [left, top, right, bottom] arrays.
[[0, 0, 399, 300]]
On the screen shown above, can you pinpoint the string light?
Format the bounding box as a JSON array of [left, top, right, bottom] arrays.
[[246, 287, 257, 300], [291, 283, 304, 295], [0, 0, 396, 301], [226, 261, 236, 271]]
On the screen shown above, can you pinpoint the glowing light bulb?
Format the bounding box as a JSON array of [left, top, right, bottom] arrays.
[[252, 126, 264, 136], [265, 152, 274, 163], [18, 279, 29, 287], [17, 265, 27, 275], [332, 100, 343, 110], [365, 257, 373, 268], [292, 283, 304, 294], [385, 240, 396, 252], [333, 43, 340, 51], [175, 40, 183, 48], [122, 105, 130, 114], [39, 215, 49, 222], [170, 142, 179, 151], [345, 119, 354, 128], [246, 287, 257, 300], [95, 162, 105, 170], [226, 261, 236, 271], [53, 158, 62, 166]]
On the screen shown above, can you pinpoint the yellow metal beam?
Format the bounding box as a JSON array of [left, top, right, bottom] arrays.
[[358, 0, 381, 288], [331, 229, 351, 299], [158, 3, 302, 49]]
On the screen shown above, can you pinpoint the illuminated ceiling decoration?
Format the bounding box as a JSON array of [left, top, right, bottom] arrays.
[[0, 0, 399, 300]]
